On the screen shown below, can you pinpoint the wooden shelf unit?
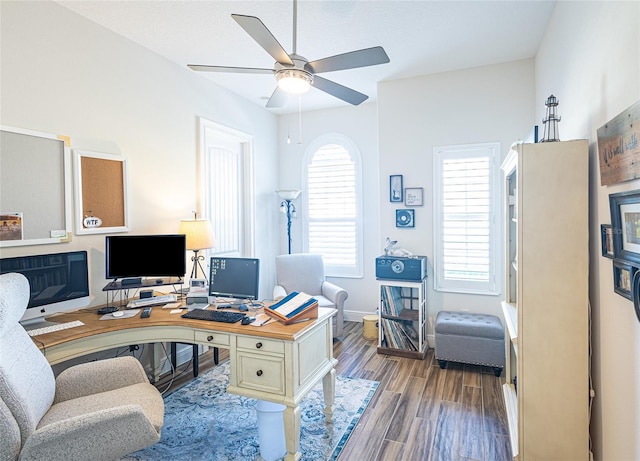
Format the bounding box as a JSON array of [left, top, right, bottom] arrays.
[[501, 140, 589, 460], [377, 278, 427, 359]]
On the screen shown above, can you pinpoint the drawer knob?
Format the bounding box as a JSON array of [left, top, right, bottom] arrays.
[[207, 335, 214, 342], [256, 342, 263, 349], [256, 370, 263, 377]]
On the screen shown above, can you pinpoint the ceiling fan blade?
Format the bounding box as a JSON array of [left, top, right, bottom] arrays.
[[266, 86, 287, 108], [188, 64, 274, 74], [306, 46, 390, 74], [232, 14, 294, 66], [312, 75, 368, 106]]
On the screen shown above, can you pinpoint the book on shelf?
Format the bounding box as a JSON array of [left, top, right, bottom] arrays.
[[264, 291, 318, 325]]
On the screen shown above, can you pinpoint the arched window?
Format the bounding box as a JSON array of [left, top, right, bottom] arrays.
[[303, 134, 363, 278]]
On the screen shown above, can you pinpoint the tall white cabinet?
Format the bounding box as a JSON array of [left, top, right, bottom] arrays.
[[501, 140, 589, 460]]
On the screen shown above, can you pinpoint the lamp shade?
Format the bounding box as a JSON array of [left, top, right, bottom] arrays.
[[178, 219, 215, 251], [276, 190, 301, 200]]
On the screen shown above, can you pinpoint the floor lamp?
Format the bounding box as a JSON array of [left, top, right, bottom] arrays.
[[277, 190, 301, 254], [179, 213, 216, 282]]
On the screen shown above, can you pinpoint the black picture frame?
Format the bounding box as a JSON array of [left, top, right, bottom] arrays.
[[609, 189, 640, 264], [390, 175, 403, 202], [601, 224, 614, 258], [613, 259, 636, 300]]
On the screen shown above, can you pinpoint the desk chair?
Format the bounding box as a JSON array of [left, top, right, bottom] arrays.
[[0, 273, 164, 461], [274, 254, 348, 338]]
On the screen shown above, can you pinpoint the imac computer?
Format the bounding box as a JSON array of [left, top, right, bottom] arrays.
[[0, 250, 90, 326], [208, 257, 260, 304]]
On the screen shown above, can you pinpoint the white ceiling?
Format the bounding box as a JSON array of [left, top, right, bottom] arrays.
[[55, 0, 556, 114]]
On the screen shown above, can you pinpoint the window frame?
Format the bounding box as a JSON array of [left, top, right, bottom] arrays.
[[432, 142, 502, 295], [302, 133, 363, 278]]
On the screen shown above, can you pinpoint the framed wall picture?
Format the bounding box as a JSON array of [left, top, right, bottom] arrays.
[[609, 189, 640, 264], [404, 187, 424, 206], [396, 209, 415, 228], [601, 224, 614, 258], [390, 175, 403, 202], [613, 259, 636, 300]]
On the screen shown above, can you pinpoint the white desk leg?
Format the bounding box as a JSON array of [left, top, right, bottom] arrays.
[[322, 368, 336, 422], [283, 404, 301, 461]]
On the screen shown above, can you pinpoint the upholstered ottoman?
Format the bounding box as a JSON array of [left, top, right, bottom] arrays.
[[435, 310, 505, 376]]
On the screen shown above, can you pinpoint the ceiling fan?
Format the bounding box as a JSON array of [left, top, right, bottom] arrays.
[[188, 0, 390, 108]]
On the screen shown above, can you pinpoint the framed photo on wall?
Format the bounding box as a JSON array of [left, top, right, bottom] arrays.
[[610, 189, 640, 264], [613, 259, 636, 300], [601, 224, 614, 258], [390, 175, 403, 202], [395, 209, 415, 228]]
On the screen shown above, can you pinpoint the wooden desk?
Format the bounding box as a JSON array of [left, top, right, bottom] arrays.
[[33, 307, 337, 461]]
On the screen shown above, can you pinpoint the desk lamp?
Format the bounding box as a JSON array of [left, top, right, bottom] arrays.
[[179, 213, 216, 282], [276, 190, 301, 254]]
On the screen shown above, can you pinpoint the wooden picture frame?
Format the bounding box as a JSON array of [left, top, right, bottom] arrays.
[[601, 224, 614, 259], [390, 175, 403, 202], [404, 187, 424, 206], [609, 189, 640, 264], [74, 150, 128, 235], [613, 259, 636, 300]]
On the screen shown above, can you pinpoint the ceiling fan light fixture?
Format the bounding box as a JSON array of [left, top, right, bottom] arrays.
[[276, 69, 313, 94]]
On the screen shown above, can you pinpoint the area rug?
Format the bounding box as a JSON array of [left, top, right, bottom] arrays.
[[123, 361, 378, 461]]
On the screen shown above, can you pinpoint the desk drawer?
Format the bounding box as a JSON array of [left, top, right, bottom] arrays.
[[236, 351, 285, 394], [237, 336, 284, 354], [194, 330, 230, 347]]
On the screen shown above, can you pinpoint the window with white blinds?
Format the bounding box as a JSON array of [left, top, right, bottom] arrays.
[[303, 135, 363, 278], [433, 142, 501, 294]]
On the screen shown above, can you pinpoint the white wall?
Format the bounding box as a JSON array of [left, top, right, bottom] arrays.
[[0, 0, 280, 303], [276, 103, 381, 319], [377, 59, 535, 337], [535, 2, 640, 460]]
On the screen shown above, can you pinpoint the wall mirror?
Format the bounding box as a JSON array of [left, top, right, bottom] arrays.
[[74, 150, 128, 235], [0, 126, 72, 247]]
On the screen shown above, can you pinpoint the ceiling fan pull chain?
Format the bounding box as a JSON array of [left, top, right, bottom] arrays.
[[298, 95, 303, 144]]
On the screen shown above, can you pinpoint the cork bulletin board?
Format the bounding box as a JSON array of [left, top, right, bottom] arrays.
[[74, 150, 128, 234]]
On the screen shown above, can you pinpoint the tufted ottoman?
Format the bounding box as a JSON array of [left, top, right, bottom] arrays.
[[435, 310, 505, 377]]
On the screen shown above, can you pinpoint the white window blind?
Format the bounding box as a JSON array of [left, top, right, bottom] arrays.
[[304, 135, 363, 278], [434, 143, 501, 294]]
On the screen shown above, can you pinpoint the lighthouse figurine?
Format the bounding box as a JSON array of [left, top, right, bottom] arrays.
[[541, 94, 561, 142]]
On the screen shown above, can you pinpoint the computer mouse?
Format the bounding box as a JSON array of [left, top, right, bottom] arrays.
[[112, 311, 124, 317], [241, 316, 255, 325]]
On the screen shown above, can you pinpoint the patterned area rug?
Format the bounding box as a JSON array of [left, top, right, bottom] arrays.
[[123, 361, 378, 461]]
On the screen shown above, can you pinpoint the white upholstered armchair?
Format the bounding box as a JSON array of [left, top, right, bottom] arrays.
[[273, 254, 348, 338], [0, 273, 164, 461]]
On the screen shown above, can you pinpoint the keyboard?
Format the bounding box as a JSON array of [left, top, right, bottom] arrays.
[[128, 294, 177, 308], [27, 320, 85, 337], [181, 309, 246, 323]]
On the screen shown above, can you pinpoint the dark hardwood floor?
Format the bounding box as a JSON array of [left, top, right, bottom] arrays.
[[155, 321, 512, 461]]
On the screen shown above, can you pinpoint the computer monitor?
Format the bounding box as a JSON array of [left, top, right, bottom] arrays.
[[0, 250, 90, 325], [105, 234, 186, 280], [208, 257, 260, 301]]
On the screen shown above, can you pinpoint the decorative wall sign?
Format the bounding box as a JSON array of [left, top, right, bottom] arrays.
[[404, 187, 423, 206], [597, 100, 640, 186]]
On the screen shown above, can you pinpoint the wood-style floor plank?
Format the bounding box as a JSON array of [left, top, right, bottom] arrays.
[[156, 321, 511, 461]]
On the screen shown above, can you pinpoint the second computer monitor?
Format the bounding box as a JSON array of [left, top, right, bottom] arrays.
[[209, 257, 260, 301]]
